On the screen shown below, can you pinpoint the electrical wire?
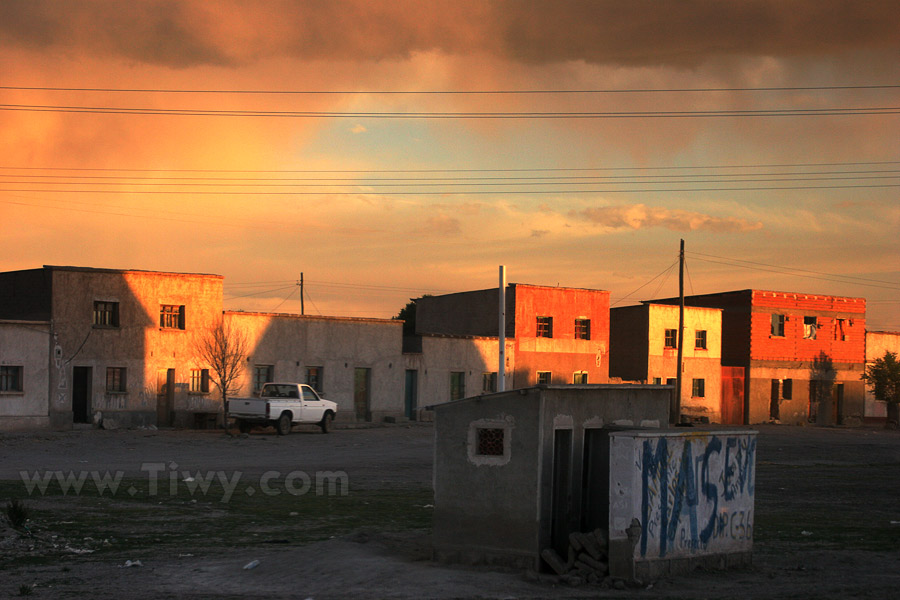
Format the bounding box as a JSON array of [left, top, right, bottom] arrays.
[[610, 259, 679, 307]]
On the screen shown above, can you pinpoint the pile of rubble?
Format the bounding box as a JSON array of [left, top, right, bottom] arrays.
[[541, 528, 614, 586]]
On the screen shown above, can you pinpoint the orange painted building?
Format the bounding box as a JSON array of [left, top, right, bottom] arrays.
[[651, 289, 866, 425], [414, 283, 610, 391]]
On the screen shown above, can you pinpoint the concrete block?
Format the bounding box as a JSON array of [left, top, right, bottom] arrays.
[[541, 548, 568, 576]]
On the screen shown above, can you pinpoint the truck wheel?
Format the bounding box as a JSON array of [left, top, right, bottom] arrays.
[[238, 420, 252, 434], [320, 412, 334, 434], [276, 413, 292, 436]]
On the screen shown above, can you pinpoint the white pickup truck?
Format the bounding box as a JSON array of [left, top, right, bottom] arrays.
[[227, 383, 338, 435]]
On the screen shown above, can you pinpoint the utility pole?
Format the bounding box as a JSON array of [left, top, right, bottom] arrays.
[[674, 239, 685, 424], [300, 273, 305, 316], [498, 265, 506, 392]]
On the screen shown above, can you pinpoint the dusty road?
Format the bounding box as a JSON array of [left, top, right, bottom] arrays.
[[1, 423, 899, 599]]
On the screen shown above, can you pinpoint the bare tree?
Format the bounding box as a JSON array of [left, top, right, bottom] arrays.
[[194, 317, 248, 434]]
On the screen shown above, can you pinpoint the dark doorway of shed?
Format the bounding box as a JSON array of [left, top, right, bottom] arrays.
[[354, 367, 371, 421], [72, 366, 91, 423], [404, 369, 418, 420], [550, 429, 574, 557], [157, 368, 174, 426], [581, 428, 609, 532]]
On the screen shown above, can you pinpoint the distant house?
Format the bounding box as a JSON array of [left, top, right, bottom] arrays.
[[864, 331, 900, 422], [411, 284, 610, 403], [649, 290, 866, 425], [0, 319, 51, 430], [610, 303, 724, 423]]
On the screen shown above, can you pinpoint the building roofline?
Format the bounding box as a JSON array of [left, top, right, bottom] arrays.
[[224, 310, 399, 325], [648, 288, 866, 304], [0, 319, 51, 326], [423, 282, 610, 300], [627, 302, 722, 313], [41, 265, 224, 279]]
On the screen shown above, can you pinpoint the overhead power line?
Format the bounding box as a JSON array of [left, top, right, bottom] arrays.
[[1, 103, 898, 119], [2, 84, 897, 94]]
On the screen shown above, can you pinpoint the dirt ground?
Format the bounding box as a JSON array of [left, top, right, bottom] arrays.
[[1, 423, 899, 599]]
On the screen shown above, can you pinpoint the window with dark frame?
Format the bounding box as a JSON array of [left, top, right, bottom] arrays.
[[803, 316, 818, 339], [695, 330, 707, 349], [253, 365, 274, 393], [93, 301, 119, 328], [189, 368, 210, 394], [160, 304, 185, 330], [536, 316, 553, 338], [783, 378, 793, 400], [482, 372, 497, 393], [771, 313, 785, 337], [573, 371, 588, 384], [0, 366, 23, 392], [835, 319, 847, 341], [575, 318, 591, 340], [692, 378, 705, 398], [306, 366, 324, 393], [450, 371, 466, 400], [476, 428, 505, 456], [537, 371, 552, 385], [106, 367, 126, 393], [664, 329, 677, 349]]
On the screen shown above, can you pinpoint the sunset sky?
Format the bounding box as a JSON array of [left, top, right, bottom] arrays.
[[1, 1, 898, 328]]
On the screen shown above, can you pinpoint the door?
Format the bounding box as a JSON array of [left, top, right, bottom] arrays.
[[580, 428, 608, 532], [72, 367, 91, 423], [720, 367, 745, 425], [354, 368, 371, 421], [832, 383, 844, 425], [404, 370, 418, 420], [157, 368, 175, 426], [550, 429, 574, 557]]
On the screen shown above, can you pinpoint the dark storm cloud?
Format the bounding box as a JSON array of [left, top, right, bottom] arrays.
[[2, 0, 898, 68]]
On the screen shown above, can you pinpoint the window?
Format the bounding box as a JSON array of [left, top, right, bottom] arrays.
[[695, 330, 707, 349], [160, 305, 185, 330], [450, 372, 466, 401], [835, 319, 847, 341], [106, 367, 126, 393], [782, 378, 793, 400], [692, 378, 705, 398], [573, 371, 588, 384], [803, 316, 817, 340], [253, 365, 274, 393], [306, 366, 324, 393], [666, 378, 677, 387], [575, 318, 591, 340], [664, 329, 677, 349], [476, 428, 505, 456], [771, 314, 785, 337], [652, 377, 662, 385], [190, 369, 210, 394], [537, 371, 552, 385], [93, 301, 119, 328], [482, 372, 497, 393], [536, 316, 553, 338], [0, 366, 23, 392]]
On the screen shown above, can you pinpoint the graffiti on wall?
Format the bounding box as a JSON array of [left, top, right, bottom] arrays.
[[639, 433, 756, 559]]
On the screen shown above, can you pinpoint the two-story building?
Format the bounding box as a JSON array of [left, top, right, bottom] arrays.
[[650, 290, 866, 425], [609, 303, 724, 423], [410, 283, 610, 404]]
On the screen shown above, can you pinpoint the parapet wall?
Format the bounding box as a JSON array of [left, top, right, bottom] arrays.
[[608, 428, 757, 580]]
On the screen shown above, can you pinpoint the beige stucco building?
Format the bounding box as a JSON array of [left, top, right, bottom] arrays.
[[0, 319, 51, 430], [864, 330, 900, 421], [609, 303, 724, 423]]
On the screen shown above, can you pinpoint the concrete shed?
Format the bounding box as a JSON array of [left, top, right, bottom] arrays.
[[432, 384, 670, 571]]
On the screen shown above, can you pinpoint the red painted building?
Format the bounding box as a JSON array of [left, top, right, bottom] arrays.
[[415, 284, 610, 390], [651, 289, 866, 425]]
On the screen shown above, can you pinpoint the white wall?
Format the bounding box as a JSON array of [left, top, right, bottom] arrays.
[[0, 320, 50, 430]]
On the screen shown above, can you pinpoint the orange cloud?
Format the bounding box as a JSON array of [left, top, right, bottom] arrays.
[[576, 204, 763, 233]]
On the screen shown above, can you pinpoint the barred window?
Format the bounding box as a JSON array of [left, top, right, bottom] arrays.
[[253, 365, 274, 393], [573, 371, 588, 384], [306, 366, 324, 393], [771, 314, 785, 337], [476, 428, 505, 456], [692, 378, 706, 398], [536, 316, 553, 338], [160, 305, 185, 330], [106, 367, 126, 393], [695, 330, 707, 349], [537, 371, 552, 385], [190, 369, 210, 394], [482, 372, 497, 393], [93, 301, 119, 328], [665, 329, 677, 349], [450, 372, 466, 400], [0, 366, 23, 392], [575, 318, 591, 340]]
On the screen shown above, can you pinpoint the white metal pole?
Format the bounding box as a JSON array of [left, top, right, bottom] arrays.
[[498, 265, 506, 392]]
